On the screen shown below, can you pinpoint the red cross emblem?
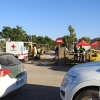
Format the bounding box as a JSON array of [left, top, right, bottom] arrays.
[[11, 44, 16, 49]]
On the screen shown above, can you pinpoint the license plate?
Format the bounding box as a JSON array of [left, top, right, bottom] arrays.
[[16, 79, 24, 86]]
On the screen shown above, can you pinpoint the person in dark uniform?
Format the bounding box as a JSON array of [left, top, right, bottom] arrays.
[[37, 47, 41, 59], [79, 45, 85, 62], [79, 46, 85, 53], [55, 47, 59, 56], [74, 45, 78, 60]]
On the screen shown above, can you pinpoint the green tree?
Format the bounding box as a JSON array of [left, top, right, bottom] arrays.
[[0, 26, 12, 41], [62, 35, 73, 49], [79, 37, 91, 43], [98, 37, 100, 42], [68, 25, 75, 34], [0, 40, 6, 47], [45, 36, 52, 45], [62, 25, 78, 50], [32, 35, 37, 43], [0, 26, 27, 41], [37, 36, 45, 44], [68, 25, 77, 48]]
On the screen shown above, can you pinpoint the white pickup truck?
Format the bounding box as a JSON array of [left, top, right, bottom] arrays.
[[60, 61, 100, 100]]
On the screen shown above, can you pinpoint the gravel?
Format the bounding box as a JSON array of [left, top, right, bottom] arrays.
[[1, 51, 71, 100]]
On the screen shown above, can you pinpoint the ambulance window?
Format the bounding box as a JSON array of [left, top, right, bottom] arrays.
[[24, 43, 29, 50], [23, 46, 27, 50]]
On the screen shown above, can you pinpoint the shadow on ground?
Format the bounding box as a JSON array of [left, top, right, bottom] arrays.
[[1, 84, 61, 100], [44, 52, 55, 56], [25, 57, 77, 72], [24, 50, 80, 72]]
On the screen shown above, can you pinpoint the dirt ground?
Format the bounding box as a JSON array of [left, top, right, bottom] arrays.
[[1, 51, 72, 100]]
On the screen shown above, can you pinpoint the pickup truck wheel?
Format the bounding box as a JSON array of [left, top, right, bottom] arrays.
[[75, 89, 99, 100]]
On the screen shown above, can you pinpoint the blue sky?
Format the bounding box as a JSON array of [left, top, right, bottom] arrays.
[[0, 0, 100, 40]]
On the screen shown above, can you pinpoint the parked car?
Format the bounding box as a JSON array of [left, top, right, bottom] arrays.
[[60, 61, 100, 100], [0, 52, 27, 98]]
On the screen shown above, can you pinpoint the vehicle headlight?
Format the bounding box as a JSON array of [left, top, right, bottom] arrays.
[[61, 75, 76, 86]]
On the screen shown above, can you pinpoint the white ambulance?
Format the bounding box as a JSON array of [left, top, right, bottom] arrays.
[[6, 41, 30, 62]]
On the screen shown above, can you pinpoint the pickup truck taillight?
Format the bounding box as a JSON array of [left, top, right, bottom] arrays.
[[0, 69, 12, 77]]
